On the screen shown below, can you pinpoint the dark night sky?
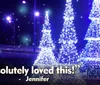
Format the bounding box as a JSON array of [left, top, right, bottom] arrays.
[[0, 0, 93, 51]]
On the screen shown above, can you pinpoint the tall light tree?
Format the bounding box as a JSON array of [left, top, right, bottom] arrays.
[[80, 0, 100, 77], [34, 11, 57, 66], [80, 0, 100, 64], [58, 0, 78, 65]]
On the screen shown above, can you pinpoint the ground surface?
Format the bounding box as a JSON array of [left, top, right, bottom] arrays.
[[0, 45, 100, 85]]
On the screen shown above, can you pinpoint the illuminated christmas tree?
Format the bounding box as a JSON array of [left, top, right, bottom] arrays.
[[34, 11, 57, 66], [80, 0, 100, 64], [80, 0, 100, 78], [58, 0, 78, 65]]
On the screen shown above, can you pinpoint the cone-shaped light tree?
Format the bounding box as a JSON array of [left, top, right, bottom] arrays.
[[80, 0, 100, 65], [34, 11, 57, 66], [58, 0, 78, 65]]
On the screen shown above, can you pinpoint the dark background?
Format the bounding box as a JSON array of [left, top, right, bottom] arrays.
[[0, 0, 92, 51]]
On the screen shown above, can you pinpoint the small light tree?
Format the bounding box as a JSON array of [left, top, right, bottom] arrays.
[[34, 11, 57, 66]]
